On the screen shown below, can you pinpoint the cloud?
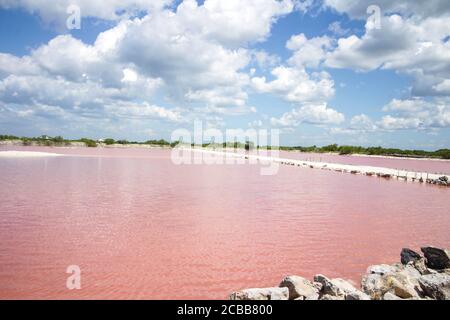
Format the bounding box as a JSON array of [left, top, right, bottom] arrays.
[[270, 103, 345, 127], [0, 0, 297, 135], [1, 0, 449, 144], [333, 98, 450, 133], [349, 114, 377, 131], [324, 13, 450, 97], [379, 98, 450, 130], [252, 50, 280, 69], [330, 114, 377, 135], [433, 79, 450, 95], [104, 102, 184, 122], [251, 66, 335, 103], [255, 31, 344, 130], [1, 0, 295, 44], [0, 0, 173, 25], [116, 11, 252, 107], [323, 0, 450, 20], [109, 1, 295, 110], [174, 0, 295, 47], [286, 33, 332, 68], [328, 21, 349, 36]]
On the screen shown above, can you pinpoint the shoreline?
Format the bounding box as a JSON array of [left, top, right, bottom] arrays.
[[0, 140, 171, 149], [1, 140, 450, 162], [283, 149, 450, 163], [190, 148, 450, 186], [0, 151, 63, 158]]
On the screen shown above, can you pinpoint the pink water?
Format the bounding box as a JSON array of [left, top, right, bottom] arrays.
[[0, 146, 449, 299]]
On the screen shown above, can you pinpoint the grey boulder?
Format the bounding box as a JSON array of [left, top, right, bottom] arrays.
[[421, 247, 450, 270], [401, 248, 422, 265]]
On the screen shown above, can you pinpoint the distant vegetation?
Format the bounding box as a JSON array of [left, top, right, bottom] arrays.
[[0, 134, 71, 147], [0, 134, 174, 148], [1, 135, 449, 159], [275, 144, 450, 159], [78, 138, 97, 148]]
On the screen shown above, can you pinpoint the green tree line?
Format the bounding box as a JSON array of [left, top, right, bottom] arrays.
[[1, 135, 449, 159]]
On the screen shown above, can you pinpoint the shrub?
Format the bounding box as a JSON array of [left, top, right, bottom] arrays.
[[104, 138, 115, 145], [80, 138, 97, 147]]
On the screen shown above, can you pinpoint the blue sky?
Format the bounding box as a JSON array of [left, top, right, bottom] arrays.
[[0, 0, 449, 150]]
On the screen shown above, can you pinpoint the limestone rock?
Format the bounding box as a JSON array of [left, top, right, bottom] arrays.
[[279, 275, 319, 300], [367, 264, 400, 276], [421, 247, 450, 270], [361, 273, 390, 300], [383, 292, 402, 300], [314, 274, 369, 300], [388, 274, 420, 299], [418, 273, 450, 300], [230, 287, 289, 300], [410, 258, 432, 275], [312, 282, 323, 291], [362, 264, 423, 299], [401, 248, 422, 265]]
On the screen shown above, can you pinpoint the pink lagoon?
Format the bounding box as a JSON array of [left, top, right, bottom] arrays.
[[0, 146, 449, 299]]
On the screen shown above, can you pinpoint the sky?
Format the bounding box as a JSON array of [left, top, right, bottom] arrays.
[[0, 0, 449, 150]]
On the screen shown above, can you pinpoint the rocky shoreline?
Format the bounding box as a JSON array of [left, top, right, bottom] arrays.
[[193, 148, 450, 188], [230, 246, 450, 300]]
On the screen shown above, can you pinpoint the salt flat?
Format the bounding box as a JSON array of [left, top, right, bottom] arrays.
[[0, 151, 63, 158]]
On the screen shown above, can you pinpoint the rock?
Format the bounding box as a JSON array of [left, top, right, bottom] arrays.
[[312, 282, 323, 291], [279, 275, 319, 300], [332, 279, 370, 300], [439, 176, 448, 182], [402, 264, 422, 279], [401, 248, 422, 265], [362, 264, 423, 300], [410, 258, 432, 275], [362, 273, 388, 300], [367, 264, 400, 276], [383, 292, 402, 300], [388, 274, 420, 299], [314, 274, 341, 296], [421, 247, 450, 270], [314, 274, 370, 300], [230, 287, 289, 300], [418, 273, 450, 300]]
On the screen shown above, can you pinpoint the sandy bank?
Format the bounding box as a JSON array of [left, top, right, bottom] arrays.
[[0, 151, 63, 158]]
